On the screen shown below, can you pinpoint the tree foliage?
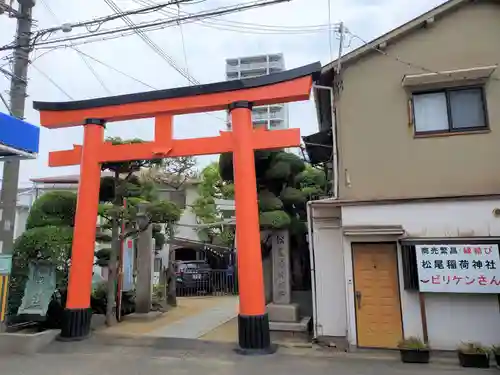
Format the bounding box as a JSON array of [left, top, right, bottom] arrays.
[[9, 138, 187, 321], [102, 137, 164, 175], [219, 150, 326, 233], [96, 137, 183, 250], [94, 138, 187, 323], [191, 162, 235, 247], [295, 165, 328, 199], [25, 191, 77, 230], [139, 156, 197, 190], [218, 149, 326, 290]]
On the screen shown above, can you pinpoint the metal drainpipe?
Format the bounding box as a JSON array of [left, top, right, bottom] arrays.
[[306, 200, 320, 339]]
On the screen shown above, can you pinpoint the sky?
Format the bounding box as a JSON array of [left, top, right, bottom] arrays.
[[0, 0, 447, 186]]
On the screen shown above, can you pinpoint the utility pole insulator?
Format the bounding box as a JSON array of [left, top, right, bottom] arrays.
[[61, 23, 73, 33]]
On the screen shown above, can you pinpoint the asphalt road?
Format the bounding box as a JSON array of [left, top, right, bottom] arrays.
[[0, 340, 497, 375]]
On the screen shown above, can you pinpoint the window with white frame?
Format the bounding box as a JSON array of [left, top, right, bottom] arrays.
[[412, 87, 488, 134]]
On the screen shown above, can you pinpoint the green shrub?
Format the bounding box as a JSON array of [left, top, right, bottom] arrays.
[[280, 187, 306, 206], [26, 191, 77, 229], [258, 191, 284, 212], [265, 161, 291, 180], [259, 211, 291, 229]]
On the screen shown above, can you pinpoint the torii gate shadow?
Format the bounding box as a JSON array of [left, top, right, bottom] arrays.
[[33, 61, 321, 355]]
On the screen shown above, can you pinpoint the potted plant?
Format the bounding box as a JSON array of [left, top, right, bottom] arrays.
[[457, 342, 490, 368], [492, 345, 500, 367], [398, 337, 430, 363]]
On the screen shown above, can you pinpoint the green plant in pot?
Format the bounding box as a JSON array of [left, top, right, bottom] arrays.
[[397, 337, 430, 363], [457, 342, 490, 368], [492, 345, 500, 367]]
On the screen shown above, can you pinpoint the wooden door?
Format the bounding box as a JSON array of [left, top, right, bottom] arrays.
[[352, 243, 403, 348]]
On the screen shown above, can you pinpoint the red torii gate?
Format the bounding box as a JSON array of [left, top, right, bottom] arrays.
[[33, 62, 320, 354]]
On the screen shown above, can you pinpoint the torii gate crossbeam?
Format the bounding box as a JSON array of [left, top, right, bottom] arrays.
[[33, 62, 321, 354]]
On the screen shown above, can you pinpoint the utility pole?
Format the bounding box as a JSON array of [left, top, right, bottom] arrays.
[[0, 0, 35, 256]]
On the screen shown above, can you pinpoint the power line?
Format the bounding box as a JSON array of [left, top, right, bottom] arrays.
[[9, 0, 291, 51], [78, 48, 113, 95], [138, 0, 336, 31], [0, 0, 197, 53], [327, 0, 333, 60], [31, 46, 62, 64], [18, 1, 291, 126], [37, 0, 197, 39], [70, 47, 156, 89], [70, 46, 226, 123], [181, 0, 207, 4], [345, 29, 500, 82], [136, 0, 341, 35], [30, 63, 74, 100], [102, 0, 198, 85], [29, 36, 226, 125], [0, 92, 12, 115], [40, 0, 113, 95], [176, 3, 192, 83], [172, 19, 338, 35]]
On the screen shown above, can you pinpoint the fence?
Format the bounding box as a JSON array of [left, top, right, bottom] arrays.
[[176, 269, 238, 297]]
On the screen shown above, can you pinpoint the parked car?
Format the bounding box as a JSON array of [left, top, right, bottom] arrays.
[[175, 261, 212, 296]]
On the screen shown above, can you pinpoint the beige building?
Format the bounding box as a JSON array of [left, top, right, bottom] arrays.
[[309, 0, 500, 350]]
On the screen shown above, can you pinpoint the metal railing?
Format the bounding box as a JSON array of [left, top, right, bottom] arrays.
[[176, 269, 237, 297]]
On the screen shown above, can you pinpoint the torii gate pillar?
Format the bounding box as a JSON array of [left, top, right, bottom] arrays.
[[229, 101, 270, 352]]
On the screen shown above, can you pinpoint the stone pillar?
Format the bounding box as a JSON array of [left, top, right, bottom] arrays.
[[267, 230, 299, 323], [271, 230, 291, 304], [135, 224, 153, 314]]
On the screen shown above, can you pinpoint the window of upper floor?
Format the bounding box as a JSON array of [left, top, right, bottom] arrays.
[[411, 86, 488, 135], [404, 65, 497, 137]]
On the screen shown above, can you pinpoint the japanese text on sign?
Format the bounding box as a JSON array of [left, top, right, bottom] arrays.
[[272, 231, 291, 304], [415, 244, 500, 293]]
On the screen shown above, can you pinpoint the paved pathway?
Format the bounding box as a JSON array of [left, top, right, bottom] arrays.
[[148, 296, 239, 339], [99, 296, 238, 339]]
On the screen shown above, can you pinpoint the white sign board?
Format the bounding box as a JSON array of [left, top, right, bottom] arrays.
[[122, 239, 135, 292], [415, 244, 500, 293]]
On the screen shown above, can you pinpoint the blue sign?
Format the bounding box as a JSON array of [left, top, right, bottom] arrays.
[[0, 254, 12, 275], [0, 112, 40, 159]]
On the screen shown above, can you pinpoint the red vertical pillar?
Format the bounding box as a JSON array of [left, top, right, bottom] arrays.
[[60, 119, 105, 341], [229, 101, 273, 354]]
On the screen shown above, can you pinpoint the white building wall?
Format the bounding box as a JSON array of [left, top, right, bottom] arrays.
[[310, 206, 347, 339], [338, 199, 500, 350], [173, 185, 200, 241], [14, 207, 29, 241]]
